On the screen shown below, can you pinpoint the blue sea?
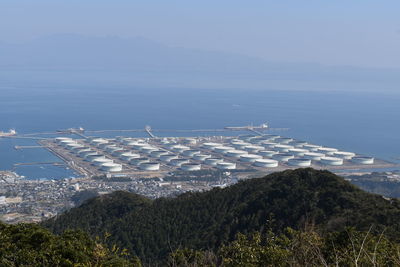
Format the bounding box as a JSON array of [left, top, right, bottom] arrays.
[[1, 79, 399, 179]]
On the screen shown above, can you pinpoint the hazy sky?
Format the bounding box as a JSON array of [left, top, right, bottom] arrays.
[[1, 0, 400, 68]]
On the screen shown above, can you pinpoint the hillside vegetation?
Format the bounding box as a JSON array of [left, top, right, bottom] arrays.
[[0, 222, 138, 266], [43, 168, 400, 263]]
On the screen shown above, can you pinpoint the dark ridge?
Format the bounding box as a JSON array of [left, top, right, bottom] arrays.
[[43, 168, 400, 262]]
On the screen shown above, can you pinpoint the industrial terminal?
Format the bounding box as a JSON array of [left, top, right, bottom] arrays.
[[1, 124, 398, 223], [29, 124, 395, 179]]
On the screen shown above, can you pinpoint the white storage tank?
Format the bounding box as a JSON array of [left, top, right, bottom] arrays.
[[214, 146, 235, 154], [275, 137, 293, 144], [253, 159, 279, 168], [120, 152, 140, 161], [112, 149, 127, 157], [303, 152, 325, 161], [130, 157, 150, 166], [68, 144, 84, 150], [77, 148, 92, 156], [217, 162, 236, 170], [205, 158, 224, 166], [331, 151, 356, 159], [274, 145, 294, 153], [287, 158, 312, 167], [261, 142, 277, 149], [192, 154, 212, 161], [84, 153, 101, 161], [288, 148, 309, 156], [141, 147, 158, 154], [239, 154, 263, 163], [182, 150, 201, 157], [101, 163, 122, 172], [139, 162, 160, 171], [180, 163, 201, 171], [90, 138, 109, 146], [150, 150, 169, 158], [60, 140, 77, 147], [352, 156, 374, 165], [303, 144, 322, 152], [258, 150, 278, 157], [289, 140, 308, 147], [225, 150, 248, 158], [320, 157, 343, 166], [272, 153, 295, 162], [181, 138, 197, 145], [105, 146, 120, 153], [317, 147, 339, 154], [92, 157, 113, 166], [243, 145, 264, 153], [171, 145, 190, 153], [169, 158, 190, 167], [132, 143, 149, 150], [202, 142, 221, 149], [160, 154, 179, 162]]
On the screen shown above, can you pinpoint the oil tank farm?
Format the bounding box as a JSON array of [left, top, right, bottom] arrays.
[[42, 130, 394, 178]]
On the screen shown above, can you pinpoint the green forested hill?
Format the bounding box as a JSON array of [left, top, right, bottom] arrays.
[[43, 168, 400, 263], [0, 222, 138, 266]]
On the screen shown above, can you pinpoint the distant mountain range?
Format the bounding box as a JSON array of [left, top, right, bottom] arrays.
[[43, 168, 400, 263], [1, 34, 399, 91]]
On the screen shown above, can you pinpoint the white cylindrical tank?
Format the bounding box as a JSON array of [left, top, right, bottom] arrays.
[[274, 145, 294, 153], [258, 150, 278, 157], [303, 144, 322, 152], [90, 138, 109, 146], [289, 140, 308, 147], [160, 154, 179, 162], [77, 148, 92, 156], [253, 159, 279, 168], [303, 152, 325, 161], [84, 153, 101, 161], [139, 162, 160, 171], [317, 147, 339, 154], [180, 163, 201, 171], [205, 158, 224, 166], [217, 162, 236, 170], [130, 157, 150, 166], [240, 154, 263, 163], [171, 145, 190, 153], [261, 142, 277, 149], [225, 150, 248, 158], [273, 153, 295, 162], [68, 144, 84, 150], [105, 146, 120, 153], [320, 157, 343, 166], [213, 146, 235, 154], [331, 151, 356, 159], [243, 145, 264, 153], [192, 154, 211, 161], [288, 148, 309, 156], [169, 158, 190, 167], [352, 156, 374, 165], [101, 163, 122, 172], [182, 150, 201, 157], [287, 158, 312, 167], [150, 150, 169, 158], [202, 142, 221, 149], [92, 157, 113, 166], [181, 138, 197, 145], [120, 152, 140, 161], [275, 137, 293, 144]]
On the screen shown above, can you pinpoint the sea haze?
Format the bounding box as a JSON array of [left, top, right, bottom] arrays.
[[0, 35, 399, 179]]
